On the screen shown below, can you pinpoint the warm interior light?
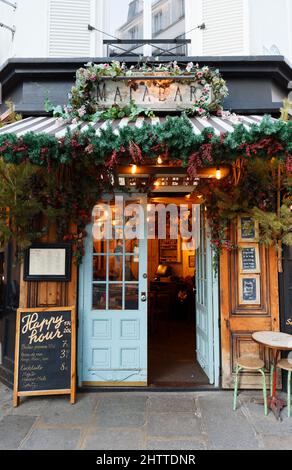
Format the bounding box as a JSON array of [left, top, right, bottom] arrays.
[[216, 167, 222, 180], [154, 180, 160, 187], [131, 164, 137, 174], [185, 194, 191, 199], [157, 156, 163, 165], [197, 195, 203, 199]]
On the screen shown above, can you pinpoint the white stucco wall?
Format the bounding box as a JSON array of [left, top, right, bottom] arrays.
[[248, 0, 292, 61]]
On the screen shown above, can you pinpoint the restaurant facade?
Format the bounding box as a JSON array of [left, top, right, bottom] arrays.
[[0, 55, 291, 392]]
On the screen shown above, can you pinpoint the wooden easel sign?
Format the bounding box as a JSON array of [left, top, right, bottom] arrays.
[[13, 306, 76, 407]]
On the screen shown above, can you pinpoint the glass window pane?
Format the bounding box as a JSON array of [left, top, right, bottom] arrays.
[[103, 0, 144, 56], [125, 284, 139, 310], [108, 255, 123, 281], [125, 255, 139, 281], [109, 284, 123, 309], [109, 238, 124, 254], [92, 284, 107, 309], [93, 238, 106, 255], [152, 0, 186, 55], [93, 256, 107, 281], [125, 238, 139, 254]]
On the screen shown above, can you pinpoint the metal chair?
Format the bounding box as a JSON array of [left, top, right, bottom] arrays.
[[233, 356, 268, 415], [276, 358, 292, 417]]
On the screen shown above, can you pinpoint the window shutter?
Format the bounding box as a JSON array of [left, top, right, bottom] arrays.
[[202, 0, 245, 55], [49, 0, 91, 57]]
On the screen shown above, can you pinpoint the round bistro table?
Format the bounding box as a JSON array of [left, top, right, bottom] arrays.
[[252, 331, 292, 420]]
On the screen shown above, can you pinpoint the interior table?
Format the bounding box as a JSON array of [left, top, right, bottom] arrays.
[[252, 331, 292, 420]]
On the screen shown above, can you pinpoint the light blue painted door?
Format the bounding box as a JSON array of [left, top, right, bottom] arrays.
[[78, 195, 147, 386], [196, 209, 219, 385]]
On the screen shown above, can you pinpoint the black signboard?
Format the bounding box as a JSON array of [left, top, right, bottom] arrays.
[[13, 307, 76, 407], [240, 217, 255, 239], [242, 278, 257, 302], [242, 247, 257, 271]]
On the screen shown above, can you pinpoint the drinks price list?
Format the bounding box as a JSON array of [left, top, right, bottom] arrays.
[[13, 307, 76, 406]]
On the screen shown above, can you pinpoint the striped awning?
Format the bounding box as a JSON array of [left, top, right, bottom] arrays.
[[0, 114, 274, 138]]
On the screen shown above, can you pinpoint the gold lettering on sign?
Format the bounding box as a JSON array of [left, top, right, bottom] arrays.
[[286, 319, 292, 326], [21, 312, 64, 345]]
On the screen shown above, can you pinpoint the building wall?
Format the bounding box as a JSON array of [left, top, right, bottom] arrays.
[[0, 0, 292, 67]]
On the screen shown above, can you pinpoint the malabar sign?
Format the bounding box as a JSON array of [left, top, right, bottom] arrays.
[[95, 76, 213, 111]]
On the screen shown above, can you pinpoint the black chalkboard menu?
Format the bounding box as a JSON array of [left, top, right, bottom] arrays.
[[13, 307, 76, 407], [242, 247, 257, 271], [242, 278, 257, 302]]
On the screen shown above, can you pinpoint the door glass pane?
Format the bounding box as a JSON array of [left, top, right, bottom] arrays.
[[125, 284, 139, 309], [93, 284, 107, 309], [125, 239, 139, 254], [152, 0, 186, 55], [109, 238, 124, 254], [125, 255, 139, 281], [109, 284, 123, 309], [103, 0, 144, 57], [109, 256, 123, 281], [93, 256, 107, 281]]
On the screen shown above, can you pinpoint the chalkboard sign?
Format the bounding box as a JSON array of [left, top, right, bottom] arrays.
[[241, 247, 257, 271], [240, 276, 260, 304], [13, 307, 76, 407], [242, 278, 257, 301], [238, 217, 259, 242]]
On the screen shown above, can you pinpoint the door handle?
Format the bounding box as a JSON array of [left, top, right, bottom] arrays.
[[141, 292, 147, 302]]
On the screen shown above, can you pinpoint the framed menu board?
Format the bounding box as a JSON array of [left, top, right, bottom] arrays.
[[238, 216, 259, 242], [13, 307, 76, 407], [239, 244, 260, 273], [23, 243, 72, 281], [159, 238, 181, 263], [239, 275, 260, 305]]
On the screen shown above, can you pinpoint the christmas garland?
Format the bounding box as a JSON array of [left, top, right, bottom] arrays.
[[45, 61, 228, 121], [0, 114, 291, 262]]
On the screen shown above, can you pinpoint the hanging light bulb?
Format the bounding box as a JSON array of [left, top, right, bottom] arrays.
[[154, 180, 160, 187], [131, 164, 137, 174], [157, 156, 163, 165], [185, 193, 191, 199], [216, 167, 222, 180]]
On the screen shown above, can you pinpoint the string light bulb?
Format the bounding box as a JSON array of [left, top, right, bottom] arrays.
[[215, 167, 222, 180], [157, 156, 163, 165], [131, 164, 137, 175]]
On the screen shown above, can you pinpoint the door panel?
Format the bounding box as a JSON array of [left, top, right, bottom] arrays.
[[79, 195, 148, 386], [221, 221, 280, 389], [196, 210, 217, 384]]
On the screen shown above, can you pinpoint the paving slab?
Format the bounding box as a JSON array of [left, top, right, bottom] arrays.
[[146, 412, 203, 439], [0, 415, 37, 450], [96, 411, 146, 428], [83, 428, 146, 450], [146, 438, 206, 450], [261, 434, 292, 450], [243, 400, 292, 436], [97, 394, 148, 413], [147, 394, 197, 413], [20, 428, 81, 450], [40, 393, 99, 426], [198, 392, 260, 450]]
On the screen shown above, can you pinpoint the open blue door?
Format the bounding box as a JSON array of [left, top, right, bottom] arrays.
[[78, 195, 148, 386]]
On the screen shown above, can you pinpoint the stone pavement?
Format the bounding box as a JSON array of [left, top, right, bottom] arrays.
[[0, 384, 292, 450]]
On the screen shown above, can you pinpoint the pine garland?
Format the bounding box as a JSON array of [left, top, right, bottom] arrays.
[[0, 114, 291, 262]]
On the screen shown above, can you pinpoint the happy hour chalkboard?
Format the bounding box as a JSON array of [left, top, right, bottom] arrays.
[[13, 307, 76, 407]]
